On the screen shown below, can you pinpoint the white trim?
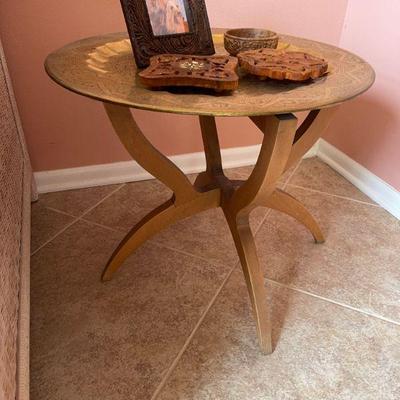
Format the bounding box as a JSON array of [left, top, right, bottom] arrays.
[[34, 144, 258, 193], [34, 140, 400, 221], [318, 139, 400, 220], [35, 141, 321, 194], [304, 142, 319, 158], [34, 142, 320, 194]]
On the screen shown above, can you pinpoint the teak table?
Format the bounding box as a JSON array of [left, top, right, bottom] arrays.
[[45, 32, 374, 353]]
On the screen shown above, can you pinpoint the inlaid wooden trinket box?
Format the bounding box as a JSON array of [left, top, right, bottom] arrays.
[[139, 54, 239, 92], [238, 48, 328, 81]]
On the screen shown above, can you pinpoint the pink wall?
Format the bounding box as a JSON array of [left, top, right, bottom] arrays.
[[324, 0, 400, 191], [0, 1, 348, 172]]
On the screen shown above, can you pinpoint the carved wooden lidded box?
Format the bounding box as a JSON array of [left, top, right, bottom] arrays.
[[139, 54, 239, 91]]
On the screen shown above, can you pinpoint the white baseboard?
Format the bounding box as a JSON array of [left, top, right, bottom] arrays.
[[35, 143, 319, 194], [34, 140, 400, 220], [318, 139, 400, 220], [304, 142, 319, 158], [34, 139, 400, 219], [33, 144, 253, 193]]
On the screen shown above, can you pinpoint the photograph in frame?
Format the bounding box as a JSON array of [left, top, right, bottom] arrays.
[[119, 0, 215, 68], [145, 0, 191, 36]]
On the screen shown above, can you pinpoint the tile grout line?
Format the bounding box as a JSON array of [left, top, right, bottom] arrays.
[[31, 218, 81, 256], [43, 206, 82, 219], [46, 204, 128, 236], [57, 183, 127, 218], [150, 263, 238, 400], [286, 183, 380, 207], [81, 219, 129, 233], [149, 240, 232, 269], [79, 218, 124, 234], [283, 160, 303, 189], [31, 184, 126, 256], [266, 278, 400, 327]]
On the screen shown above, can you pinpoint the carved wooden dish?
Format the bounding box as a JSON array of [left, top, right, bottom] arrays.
[[238, 48, 329, 81], [139, 54, 239, 92], [224, 28, 279, 56]]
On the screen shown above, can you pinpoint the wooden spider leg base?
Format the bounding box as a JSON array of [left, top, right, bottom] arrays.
[[101, 103, 221, 282], [101, 102, 336, 353]]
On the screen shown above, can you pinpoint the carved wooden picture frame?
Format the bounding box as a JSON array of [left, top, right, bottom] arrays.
[[120, 0, 215, 68]]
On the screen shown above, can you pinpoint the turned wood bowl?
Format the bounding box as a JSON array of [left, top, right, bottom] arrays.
[[224, 28, 279, 56]]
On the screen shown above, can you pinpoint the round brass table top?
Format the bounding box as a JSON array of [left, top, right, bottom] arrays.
[[45, 32, 375, 117]]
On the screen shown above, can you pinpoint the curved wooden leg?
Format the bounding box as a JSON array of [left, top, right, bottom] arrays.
[[103, 199, 175, 281], [104, 102, 197, 205], [224, 110, 335, 352], [194, 116, 234, 197], [264, 189, 325, 243], [102, 104, 220, 281], [224, 210, 272, 354], [224, 114, 298, 353], [103, 191, 220, 281], [285, 107, 337, 171]]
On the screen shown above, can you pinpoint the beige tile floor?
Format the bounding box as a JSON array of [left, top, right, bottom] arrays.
[[31, 157, 400, 400]]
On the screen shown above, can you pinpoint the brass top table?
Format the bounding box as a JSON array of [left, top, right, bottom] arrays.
[[45, 32, 374, 353]]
